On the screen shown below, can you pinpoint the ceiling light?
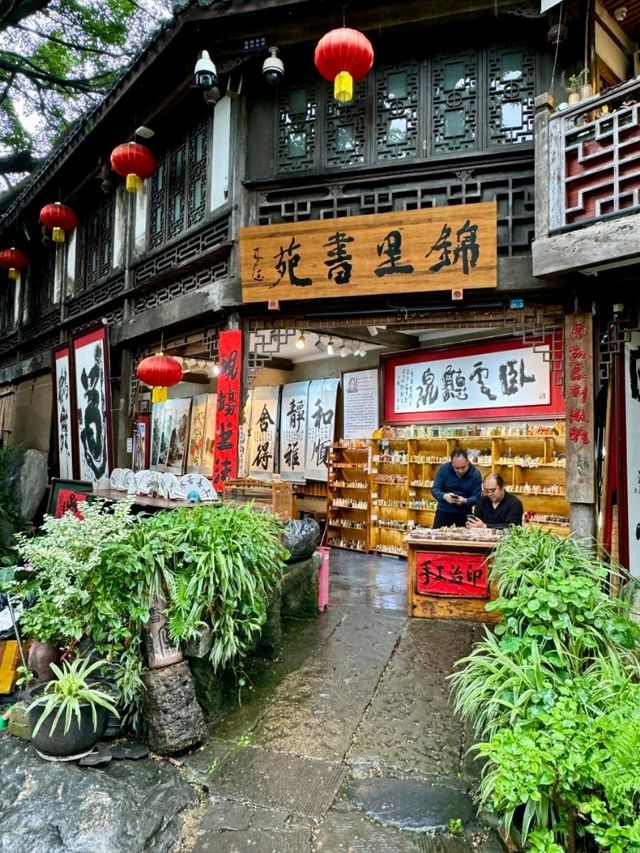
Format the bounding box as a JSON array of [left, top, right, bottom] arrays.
[[135, 125, 155, 139], [367, 325, 379, 336], [212, 363, 220, 376], [327, 339, 335, 356], [339, 344, 348, 358], [295, 332, 306, 350], [315, 337, 325, 352], [614, 5, 627, 21]]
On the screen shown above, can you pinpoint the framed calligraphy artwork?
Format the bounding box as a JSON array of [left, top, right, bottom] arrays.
[[212, 329, 243, 488], [240, 203, 497, 303], [247, 386, 280, 479], [383, 337, 565, 424], [47, 478, 93, 519], [279, 381, 310, 481], [415, 550, 489, 598], [342, 368, 379, 439], [304, 378, 339, 481], [71, 325, 113, 487], [52, 342, 76, 479]]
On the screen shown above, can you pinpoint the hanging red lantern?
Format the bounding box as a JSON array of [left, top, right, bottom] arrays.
[[39, 202, 78, 243], [314, 27, 374, 104], [0, 248, 29, 280], [110, 142, 157, 193], [136, 353, 183, 403]]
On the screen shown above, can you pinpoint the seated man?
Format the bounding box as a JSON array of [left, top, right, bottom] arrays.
[[466, 473, 523, 530]]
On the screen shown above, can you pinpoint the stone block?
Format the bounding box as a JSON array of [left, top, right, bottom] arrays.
[[142, 661, 207, 754], [281, 552, 321, 620]]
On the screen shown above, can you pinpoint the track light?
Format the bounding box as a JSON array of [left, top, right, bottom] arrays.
[[315, 336, 325, 352], [295, 332, 306, 350], [339, 344, 348, 358], [327, 339, 335, 356]]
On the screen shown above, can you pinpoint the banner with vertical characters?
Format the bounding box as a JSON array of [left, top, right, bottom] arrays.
[[212, 329, 242, 488], [304, 378, 339, 481], [624, 332, 640, 577], [248, 386, 281, 479], [279, 381, 310, 481], [237, 390, 253, 478]]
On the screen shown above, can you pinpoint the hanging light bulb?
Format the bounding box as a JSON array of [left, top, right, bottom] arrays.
[[212, 363, 220, 376], [295, 332, 306, 350], [327, 339, 335, 356]]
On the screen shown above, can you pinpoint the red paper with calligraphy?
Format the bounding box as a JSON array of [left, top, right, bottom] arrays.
[[415, 550, 489, 598], [564, 314, 594, 503], [54, 489, 87, 519], [212, 330, 243, 488]]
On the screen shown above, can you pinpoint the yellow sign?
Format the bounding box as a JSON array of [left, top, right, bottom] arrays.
[[240, 202, 497, 303]]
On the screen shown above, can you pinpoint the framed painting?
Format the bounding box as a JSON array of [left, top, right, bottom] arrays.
[[71, 325, 113, 486], [52, 342, 76, 479], [132, 413, 151, 472], [47, 478, 94, 519]]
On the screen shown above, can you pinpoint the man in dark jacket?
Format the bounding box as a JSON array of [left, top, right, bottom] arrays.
[[431, 448, 482, 528], [466, 472, 523, 530]]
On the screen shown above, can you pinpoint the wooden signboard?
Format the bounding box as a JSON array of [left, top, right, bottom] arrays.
[[240, 202, 497, 303], [564, 314, 595, 503]]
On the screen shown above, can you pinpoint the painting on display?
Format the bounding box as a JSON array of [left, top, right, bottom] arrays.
[[247, 386, 281, 479], [52, 343, 75, 478], [71, 325, 113, 487], [187, 394, 217, 475], [342, 368, 379, 439], [212, 329, 243, 488], [279, 381, 310, 481], [164, 398, 192, 475], [156, 399, 175, 470], [382, 337, 565, 423], [304, 378, 339, 481], [625, 331, 640, 577], [47, 478, 93, 519], [150, 401, 166, 468], [132, 414, 151, 472]]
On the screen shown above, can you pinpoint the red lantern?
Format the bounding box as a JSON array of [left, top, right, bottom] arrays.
[[0, 248, 29, 280], [314, 27, 374, 103], [136, 353, 183, 403], [110, 142, 157, 193], [39, 202, 78, 243]]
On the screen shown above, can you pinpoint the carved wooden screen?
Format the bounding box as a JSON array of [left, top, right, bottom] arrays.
[[0, 279, 15, 330], [274, 44, 537, 174], [149, 118, 209, 249], [75, 197, 114, 292]]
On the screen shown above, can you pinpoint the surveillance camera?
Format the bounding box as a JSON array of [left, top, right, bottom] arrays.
[[194, 50, 217, 91], [262, 46, 284, 85]]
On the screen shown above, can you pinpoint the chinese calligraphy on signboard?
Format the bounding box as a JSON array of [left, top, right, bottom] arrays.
[[304, 379, 339, 481], [384, 338, 565, 423], [564, 314, 594, 504], [279, 381, 310, 481], [72, 325, 113, 487], [624, 332, 640, 577], [247, 386, 280, 479], [53, 343, 74, 479], [415, 550, 489, 598], [240, 203, 497, 303], [212, 329, 243, 488]]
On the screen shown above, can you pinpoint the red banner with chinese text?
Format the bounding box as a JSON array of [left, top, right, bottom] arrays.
[[564, 314, 595, 503], [415, 550, 489, 598], [212, 330, 243, 488]]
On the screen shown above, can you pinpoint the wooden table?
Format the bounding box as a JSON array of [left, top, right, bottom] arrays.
[[405, 536, 500, 622], [91, 488, 219, 512]]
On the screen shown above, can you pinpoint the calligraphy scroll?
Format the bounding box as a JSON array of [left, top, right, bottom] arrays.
[[415, 550, 489, 598], [247, 386, 280, 479], [624, 332, 640, 576], [213, 329, 243, 488], [71, 325, 113, 487], [279, 381, 310, 481], [52, 343, 74, 478], [383, 337, 565, 423], [304, 378, 339, 481], [187, 393, 217, 475], [564, 314, 594, 503], [240, 203, 497, 302]]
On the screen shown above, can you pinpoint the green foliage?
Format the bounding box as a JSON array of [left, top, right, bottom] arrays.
[[448, 818, 464, 835], [28, 655, 119, 737], [451, 527, 640, 852]]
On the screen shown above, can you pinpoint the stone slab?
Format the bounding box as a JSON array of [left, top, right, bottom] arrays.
[[190, 826, 311, 853]]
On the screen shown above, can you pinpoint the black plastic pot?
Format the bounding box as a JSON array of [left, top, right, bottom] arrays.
[[27, 686, 108, 760]]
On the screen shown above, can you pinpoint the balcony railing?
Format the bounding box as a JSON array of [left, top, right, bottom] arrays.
[[533, 76, 640, 276]]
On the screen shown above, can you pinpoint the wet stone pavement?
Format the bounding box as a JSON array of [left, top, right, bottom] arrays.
[[0, 549, 502, 852]]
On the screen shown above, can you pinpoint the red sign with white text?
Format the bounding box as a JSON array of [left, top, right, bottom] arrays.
[[415, 550, 489, 598], [212, 330, 243, 488]]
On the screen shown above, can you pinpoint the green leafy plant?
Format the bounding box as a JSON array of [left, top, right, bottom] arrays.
[[451, 527, 640, 852], [28, 656, 119, 738], [448, 817, 464, 835]]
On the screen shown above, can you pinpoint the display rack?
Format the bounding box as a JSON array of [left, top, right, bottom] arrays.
[[222, 478, 295, 520], [327, 441, 372, 552], [369, 433, 568, 552]]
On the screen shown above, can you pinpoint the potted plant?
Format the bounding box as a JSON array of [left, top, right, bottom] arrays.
[[27, 655, 119, 760], [563, 68, 590, 105]]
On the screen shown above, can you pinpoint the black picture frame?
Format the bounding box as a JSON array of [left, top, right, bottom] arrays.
[[46, 478, 94, 518]]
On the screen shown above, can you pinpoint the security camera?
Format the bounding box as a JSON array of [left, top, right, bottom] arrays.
[[262, 46, 284, 85], [194, 50, 217, 91]]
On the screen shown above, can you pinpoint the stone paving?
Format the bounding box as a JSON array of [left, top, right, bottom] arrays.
[[0, 549, 500, 852]]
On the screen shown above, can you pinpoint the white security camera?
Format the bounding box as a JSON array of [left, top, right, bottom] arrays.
[[194, 50, 217, 91], [262, 46, 284, 85]]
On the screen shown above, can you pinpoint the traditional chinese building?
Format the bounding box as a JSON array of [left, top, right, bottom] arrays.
[[0, 0, 638, 562]]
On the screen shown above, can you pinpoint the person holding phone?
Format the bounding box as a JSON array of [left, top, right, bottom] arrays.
[[466, 473, 523, 530], [431, 448, 482, 529]]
